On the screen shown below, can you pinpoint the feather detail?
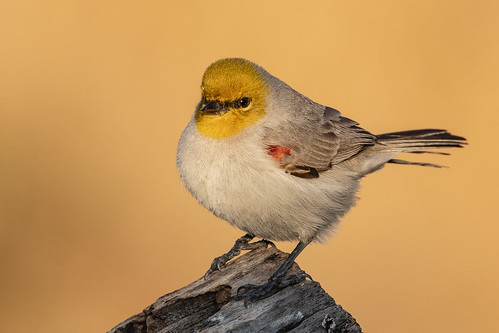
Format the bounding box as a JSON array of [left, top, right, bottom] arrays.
[[266, 145, 292, 162]]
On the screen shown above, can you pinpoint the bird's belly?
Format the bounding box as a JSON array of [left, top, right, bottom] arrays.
[[177, 126, 358, 242]]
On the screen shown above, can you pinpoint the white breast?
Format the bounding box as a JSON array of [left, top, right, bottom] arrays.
[[176, 121, 359, 243]]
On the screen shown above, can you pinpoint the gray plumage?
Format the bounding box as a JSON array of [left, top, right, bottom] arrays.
[[257, 64, 466, 178]]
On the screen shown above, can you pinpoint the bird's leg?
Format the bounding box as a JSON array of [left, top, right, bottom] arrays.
[[204, 233, 275, 279], [234, 240, 312, 306]]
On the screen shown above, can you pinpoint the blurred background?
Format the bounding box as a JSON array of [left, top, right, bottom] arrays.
[[1, 1, 498, 332]]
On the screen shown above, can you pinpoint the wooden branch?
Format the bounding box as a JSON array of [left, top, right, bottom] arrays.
[[108, 247, 362, 333]]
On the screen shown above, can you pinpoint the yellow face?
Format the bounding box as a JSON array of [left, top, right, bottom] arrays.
[[195, 58, 268, 138]]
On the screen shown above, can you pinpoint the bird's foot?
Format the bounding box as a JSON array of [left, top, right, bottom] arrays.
[[204, 235, 275, 279], [234, 272, 311, 307]]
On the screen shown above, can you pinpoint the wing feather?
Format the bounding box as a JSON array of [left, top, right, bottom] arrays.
[[264, 106, 376, 172]]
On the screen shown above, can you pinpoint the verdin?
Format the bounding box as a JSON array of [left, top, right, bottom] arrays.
[[176, 58, 466, 304]]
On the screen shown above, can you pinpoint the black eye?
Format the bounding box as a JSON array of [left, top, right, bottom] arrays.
[[236, 97, 251, 109]]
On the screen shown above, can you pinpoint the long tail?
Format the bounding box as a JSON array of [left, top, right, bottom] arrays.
[[377, 129, 467, 168]]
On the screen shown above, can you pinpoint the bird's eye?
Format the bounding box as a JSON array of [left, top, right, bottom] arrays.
[[236, 97, 252, 109]]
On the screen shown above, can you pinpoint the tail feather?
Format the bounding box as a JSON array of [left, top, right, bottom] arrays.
[[378, 129, 466, 142], [377, 129, 467, 168], [387, 159, 445, 168], [382, 141, 465, 148], [406, 151, 450, 155]]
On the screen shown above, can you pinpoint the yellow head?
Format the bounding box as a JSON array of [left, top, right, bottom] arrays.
[[195, 58, 268, 138]]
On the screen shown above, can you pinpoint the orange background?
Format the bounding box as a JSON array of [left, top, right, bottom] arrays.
[[1, 1, 498, 332]]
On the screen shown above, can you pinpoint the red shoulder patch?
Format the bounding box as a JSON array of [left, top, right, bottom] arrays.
[[266, 145, 292, 162]]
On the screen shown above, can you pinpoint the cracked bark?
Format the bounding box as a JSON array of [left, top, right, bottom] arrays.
[[108, 247, 362, 333]]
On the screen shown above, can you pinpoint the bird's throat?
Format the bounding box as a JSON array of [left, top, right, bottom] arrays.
[[195, 108, 265, 138]]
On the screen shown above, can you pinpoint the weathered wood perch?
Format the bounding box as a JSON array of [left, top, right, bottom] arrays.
[[108, 247, 362, 332]]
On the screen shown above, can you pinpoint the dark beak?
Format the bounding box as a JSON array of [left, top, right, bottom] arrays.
[[200, 100, 227, 115]]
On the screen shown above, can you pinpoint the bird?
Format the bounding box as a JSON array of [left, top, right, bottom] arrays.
[[176, 58, 466, 304]]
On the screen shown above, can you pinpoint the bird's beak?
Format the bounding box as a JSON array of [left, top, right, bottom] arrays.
[[200, 100, 228, 115]]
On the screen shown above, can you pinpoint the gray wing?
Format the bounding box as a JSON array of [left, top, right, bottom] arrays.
[[264, 107, 376, 176], [321, 107, 377, 166]]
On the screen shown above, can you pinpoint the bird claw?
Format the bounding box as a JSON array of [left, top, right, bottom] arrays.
[[233, 272, 311, 306], [204, 257, 226, 280], [204, 237, 276, 280], [234, 282, 275, 307], [254, 239, 276, 249]]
